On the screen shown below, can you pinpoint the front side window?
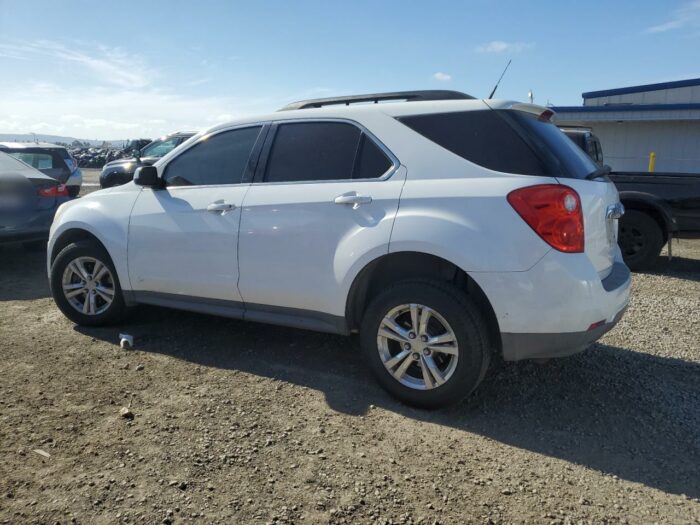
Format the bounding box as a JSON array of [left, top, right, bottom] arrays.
[[264, 121, 392, 183], [163, 126, 262, 186]]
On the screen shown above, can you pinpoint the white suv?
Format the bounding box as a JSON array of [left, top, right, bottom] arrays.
[[47, 90, 630, 408]]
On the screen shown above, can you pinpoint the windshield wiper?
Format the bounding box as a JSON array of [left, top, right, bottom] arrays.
[[585, 165, 611, 180]]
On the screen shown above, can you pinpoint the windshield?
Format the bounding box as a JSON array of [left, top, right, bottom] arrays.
[[140, 137, 180, 158], [505, 111, 599, 179]]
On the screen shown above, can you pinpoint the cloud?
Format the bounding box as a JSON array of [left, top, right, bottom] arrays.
[[647, 0, 700, 33], [0, 40, 152, 88], [475, 40, 533, 54], [0, 39, 281, 139], [433, 72, 452, 81]]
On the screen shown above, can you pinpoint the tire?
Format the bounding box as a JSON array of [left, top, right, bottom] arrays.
[[360, 280, 491, 409], [618, 210, 664, 271], [50, 240, 127, 326]]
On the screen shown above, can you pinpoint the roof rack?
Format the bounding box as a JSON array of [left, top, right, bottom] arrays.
[[278, 90, 474, 111]]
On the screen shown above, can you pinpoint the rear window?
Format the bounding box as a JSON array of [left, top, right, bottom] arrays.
[[508, 112, 598, 179], [3, 148, 71, 181], [398, 110, 598, 179]]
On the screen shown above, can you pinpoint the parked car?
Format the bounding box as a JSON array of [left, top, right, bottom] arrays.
[[0, 142, 81, 197], [0, 151, 70, 249], [99, 131, 196, 188], [560, 128, 700, 270], [48, 90, 630, 408]]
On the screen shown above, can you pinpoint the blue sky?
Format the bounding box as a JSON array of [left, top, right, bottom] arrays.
[[1, 0, 699, 139]]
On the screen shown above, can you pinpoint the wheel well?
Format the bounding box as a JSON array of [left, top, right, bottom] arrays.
[[50, 229, 104, 266], [620, 199, 670, 243], [345, 252, 501, 352]]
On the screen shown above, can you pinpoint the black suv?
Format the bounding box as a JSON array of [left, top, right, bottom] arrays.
[[99, 131, 196, 188]]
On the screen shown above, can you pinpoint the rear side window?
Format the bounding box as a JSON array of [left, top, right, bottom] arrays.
[[398, 110, 549, 176], [264, 122, 392, 183], [164, 126, 261, 186]]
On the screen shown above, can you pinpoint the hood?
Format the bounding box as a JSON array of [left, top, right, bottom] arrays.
[[104, 157, 159, 169]]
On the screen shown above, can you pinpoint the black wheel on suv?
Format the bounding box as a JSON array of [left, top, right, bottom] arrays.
[[50, 240, 127, 326], [360, 280, 491, 409], [618, 210, 664, 271]]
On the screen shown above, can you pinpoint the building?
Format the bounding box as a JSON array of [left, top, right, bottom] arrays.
[[552, 78, 700, 173]]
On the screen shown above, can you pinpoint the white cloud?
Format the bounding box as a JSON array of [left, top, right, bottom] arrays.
[[647, 0, 700, 33], [475, 40, 533, 54], [0, 40, 152, 88], [0, 39, 280, 139], [433, 72, 452, 81]]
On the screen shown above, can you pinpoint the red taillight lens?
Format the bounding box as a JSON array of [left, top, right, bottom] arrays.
[[38, 184, 69, 198], [507, 184, 584, 253]]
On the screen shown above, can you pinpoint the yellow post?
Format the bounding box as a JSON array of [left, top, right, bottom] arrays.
[[648, 151, 656, 173]]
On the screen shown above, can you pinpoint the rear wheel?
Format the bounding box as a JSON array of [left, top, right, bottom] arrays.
[[50, 240, 127, 326], [360, 280, 490, 409], [618, 210, 664, 271]]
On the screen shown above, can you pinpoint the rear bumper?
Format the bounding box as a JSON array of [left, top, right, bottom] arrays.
[[471, 250, 632, 361], [501, 304, 627, 360]]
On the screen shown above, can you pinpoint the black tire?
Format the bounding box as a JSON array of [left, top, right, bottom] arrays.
[[360, 280, 491, 409], [618, 210, 664, 271], [50, 240, 127, 326], [22, 239, 47, 252]]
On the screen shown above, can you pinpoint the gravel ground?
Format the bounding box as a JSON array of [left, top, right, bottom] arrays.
[[0, 197, 698, 523]]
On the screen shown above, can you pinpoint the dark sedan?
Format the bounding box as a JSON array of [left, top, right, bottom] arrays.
[[0, 152, 70, 250], [99, 131, 196, 188]]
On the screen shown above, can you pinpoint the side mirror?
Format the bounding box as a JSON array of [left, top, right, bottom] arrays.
[[133, 166, 162, 188]]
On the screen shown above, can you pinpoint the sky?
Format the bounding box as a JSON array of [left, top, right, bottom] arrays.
[[0, 0, 699, 140]]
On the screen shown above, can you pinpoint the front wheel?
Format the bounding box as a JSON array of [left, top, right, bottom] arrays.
[[50, 240, 127, 326], [360, 280, 491, 409]]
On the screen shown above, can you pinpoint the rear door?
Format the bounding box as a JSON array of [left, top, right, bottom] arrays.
[[237, 120, 405, 319]]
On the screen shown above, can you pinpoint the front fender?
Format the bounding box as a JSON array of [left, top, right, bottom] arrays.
[[48, 188, 140, 290]]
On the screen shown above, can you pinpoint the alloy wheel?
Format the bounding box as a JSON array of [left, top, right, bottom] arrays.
[[376, 303, 459, 390], [61, 256, 115, 315]]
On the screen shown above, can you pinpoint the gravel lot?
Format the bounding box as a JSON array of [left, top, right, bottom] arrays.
[[1, 181, 698, 524]]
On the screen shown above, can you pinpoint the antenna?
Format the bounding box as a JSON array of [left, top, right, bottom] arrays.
[[488, 59, 512, 99]]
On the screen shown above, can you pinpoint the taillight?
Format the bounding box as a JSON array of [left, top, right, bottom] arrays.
[[38, 184, 69, 198], [507, 184, 584, 253]]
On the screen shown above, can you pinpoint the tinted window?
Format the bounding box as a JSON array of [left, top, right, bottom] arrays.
[[164, 126, 261, 186], [265, 122, 361, 182], [354, 134, 392, 179], [398, 110, 549, 176], [509, 111, 598, 179]]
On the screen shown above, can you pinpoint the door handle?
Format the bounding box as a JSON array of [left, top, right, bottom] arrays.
[[334, 193, 372, 209], [207, 202, 235, 213]]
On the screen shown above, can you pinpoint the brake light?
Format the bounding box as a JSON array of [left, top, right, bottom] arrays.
[[507, 184, 584, 253], [38, 184, 69, 197]]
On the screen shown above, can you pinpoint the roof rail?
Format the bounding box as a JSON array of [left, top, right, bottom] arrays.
[[278, 90, 474, 111]]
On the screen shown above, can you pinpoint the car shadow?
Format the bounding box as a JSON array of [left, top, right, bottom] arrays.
[[643, 254, 700, 282], [0, 243, 51, 301], [77, 305, 700, 499]]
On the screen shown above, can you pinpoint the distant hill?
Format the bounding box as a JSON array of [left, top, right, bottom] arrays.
[[0, 133, 130, 148]]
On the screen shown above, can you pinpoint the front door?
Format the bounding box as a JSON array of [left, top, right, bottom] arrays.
[[128, 125, 264, 302]]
